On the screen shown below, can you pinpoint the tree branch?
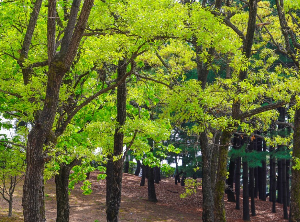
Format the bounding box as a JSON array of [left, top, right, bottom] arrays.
[[238, 100, 287, 120], [47, 0, 57, 65], [63, 0, 94, 69]]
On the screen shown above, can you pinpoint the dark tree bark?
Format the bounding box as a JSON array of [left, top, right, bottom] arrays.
[[235, 156, 241, 210], [154, 167, 160, 184], [227, 157, 236, 202], [55, 159, 81, 222], [211, 131, 220, 191], [290, 108, 300, 221], [140, 164, 146, 186], [106, 59, 127, 222], [260, 140, 267, 201], [233, 134, 242, 210], [135, 160, 141, 176], [148, 166, 157, 202], [248, 141, 256, 216], [277, 159, 283, 203], [250, 167, 256, 216], [243, 157, 250, 221], [22, 1, 94, 221], [271, 152, 276, 213], [282, 159, 288, 219], [201, 131, 215, 222]]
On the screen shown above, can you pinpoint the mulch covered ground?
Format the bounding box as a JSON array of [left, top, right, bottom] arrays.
[[0, 172, 288, 221]]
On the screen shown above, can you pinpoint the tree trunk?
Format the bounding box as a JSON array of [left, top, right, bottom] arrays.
[[243, 158, 250, 221], [250, 167, 255, 216], [271, 155, 276, 213], [22, 1, 94, 221], [8, 196, 12, 217], [201, 132, 215, 222], [140, 164, 146, 186], [227, 157, 236, 202], [277, 159, 283, 203], [55, 160, 80, 222], [214, 130, 231, 222], [154, 167, 160, 184], [235, 156, 241, 210], [290, 108, 300, 222], [106, 59, 127, 222], [135, 160, 141, 176], [282, 159, 288, 219], [148, 167, 157, 202]]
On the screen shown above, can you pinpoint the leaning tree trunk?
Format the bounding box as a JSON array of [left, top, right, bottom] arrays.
[[23, 67, 64, 222], [22, 1, 94, 221], [106, 60, 127, 222]]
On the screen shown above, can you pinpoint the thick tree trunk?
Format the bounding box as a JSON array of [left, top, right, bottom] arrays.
[[106, 59, 127, 222], [201, 132, 215, 222], [214, 130, 231, 222], [22, 1, 94, 221], [55, 165, 71, 222], [148, 167, 157, 202], [277, 159, 283, 203], [290, 108, 300, 222]]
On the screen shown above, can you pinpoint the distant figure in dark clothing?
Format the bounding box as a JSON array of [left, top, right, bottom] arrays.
[[175, 171, 183, 185], [181, 172, 186, 186]]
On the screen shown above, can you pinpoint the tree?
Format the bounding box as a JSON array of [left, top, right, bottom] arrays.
[[0, 141, 25, 217]]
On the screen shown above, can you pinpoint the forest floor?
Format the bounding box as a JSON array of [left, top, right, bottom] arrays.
[[0, 172, 288, 222]]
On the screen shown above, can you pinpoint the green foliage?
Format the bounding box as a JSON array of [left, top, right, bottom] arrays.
[[180, 179, 202, 198]]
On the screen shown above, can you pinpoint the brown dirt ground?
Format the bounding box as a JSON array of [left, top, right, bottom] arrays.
[[0, 172, 288, 222]]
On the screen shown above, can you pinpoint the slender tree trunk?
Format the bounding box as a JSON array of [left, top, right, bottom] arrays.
[[106, 60, 127, 222], [135, 160, 141, 176], [290, 108, 300, 222], [235, 156, 241, 210], [227, 157, 236, 202], [8, 196, 13, 217], [55, 160, 81, 222], [250, 167, 255, 216], [261, 140, 267, 201], [211, 132, 220, 191], [243, 158, 250, 221], [140, 164, 146, 186], [277, 159, 283, 203], [271, 155, 276, 213], [154, 167, 160, 184], [282, 159, 288, 219]]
